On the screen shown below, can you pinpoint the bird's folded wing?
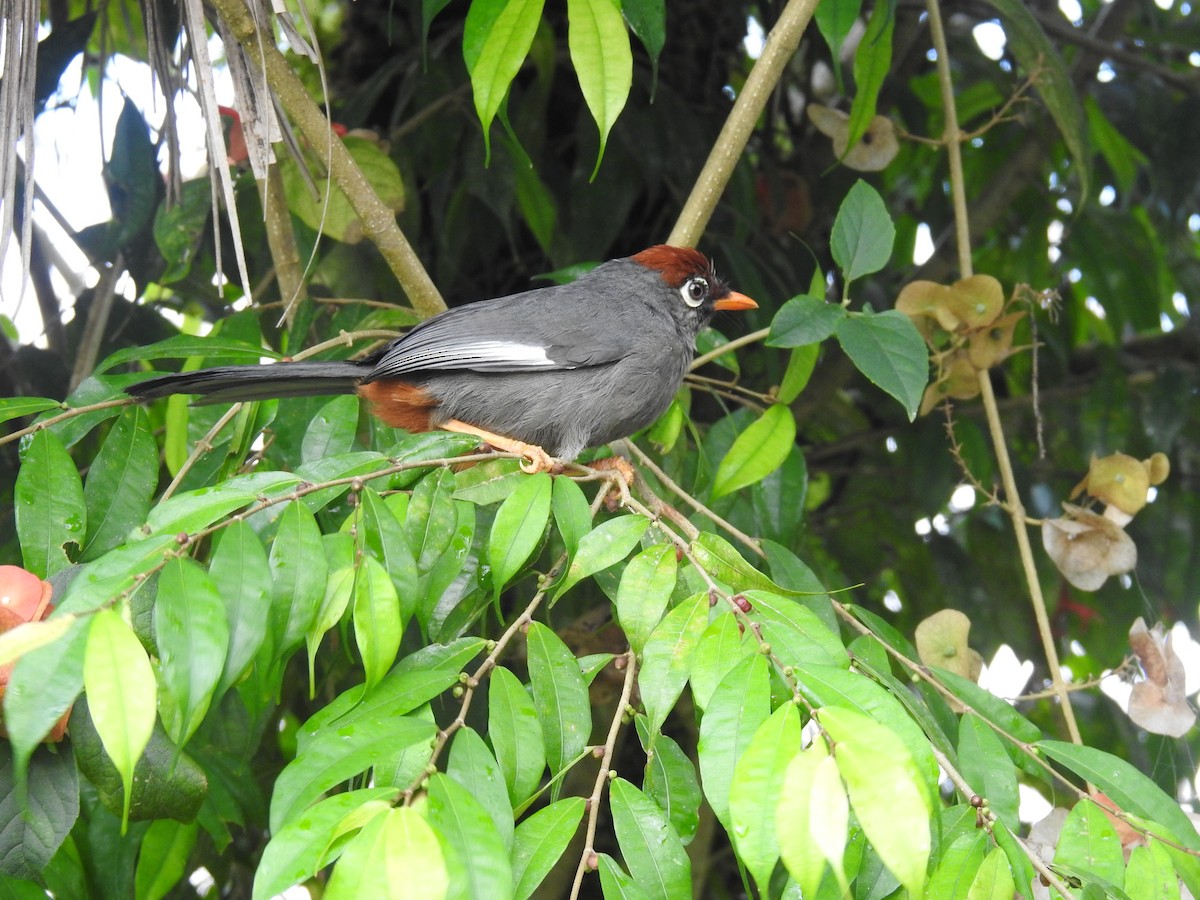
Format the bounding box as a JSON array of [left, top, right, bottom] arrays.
[[364, 301, 634, 378]]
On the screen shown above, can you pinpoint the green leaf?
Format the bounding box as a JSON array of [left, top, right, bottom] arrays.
[[984, 0, 1090, 201], [689, 613, 753, 712], [270, 499, 328, 655], [488, 666, 545, 808], [142, 471, 301, 537], [0, 743, 79, 880], [133, 819, 198, 900], [83, 607, 157, 830], [447, 726, 514, 852], [512, 797, 586, 900], [778, 742, 845, 898], [1037, 741, 1200, 852], [609, 778, 691, 898], [992, 821, 1036, 900], [526, 621, 591, 780], [815, 0, 862, 85], [830, 180, 894, 284], [15, 428, 86, 578], [553, 515, 649, 602], [697, 652, 770, 830], [551, 475, 592, 560], [325, 807, 445, 899], [567, 0, 633, 178], [358, 487, 418, 626], [711, 404, 797, 499], [98, 335, 282, 372], [1124, 841, 1179, 900], [3, 617, 87, 769], [819, 706, 930, 895], [966, 846, 1017, 900], [210, 520, 271, 695], [730, 703, 802, 893], [688, 532, 814, 601], [253, 788, 400, 900], [957, 713, 1019, 832], [0, 396, 61, 425], [426, 773, 514, 899], [1054, 799, 1124, 887], [155, 557, 230, 745], [622, 0, 665, 92], [834, 310, 927, 420], [767, 295, 846, 348], [463, 0, 546, 161], [301, 395, 360, 463], [936, 668, 1042, 743], [488, 471, 552, 601], [777, 345, 820, 404], [927, 833, 988, 898], [746, 592, 848, 669], [153, 178, 210, 284], [269, 712, 436, 833], [596, 854, 651, 899], [615, 543, 678, 656], [452, 458, 526, 505], [80, 407, 157, 560], [845, 2, 894, 157], [638, 591, 710, 737], [635, 717, 702, 844], [353, 556, 403, 691], [406, 468, 459, 574]]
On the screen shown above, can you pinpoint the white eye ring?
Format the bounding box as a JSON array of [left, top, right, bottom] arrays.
[[680, 276, 708, 308]]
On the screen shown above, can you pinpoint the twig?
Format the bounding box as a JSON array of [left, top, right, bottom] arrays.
[[70, 251, 124, 392], [569, 649, 638, 900], [0, 399, 130, 447], [925, 0, 1081, 746], [160, 404, 243, 501], [689, 327, 770, 371]]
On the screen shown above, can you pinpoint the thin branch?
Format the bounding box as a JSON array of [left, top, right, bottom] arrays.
[[689, 327, 770, 371], [0, 399, 130, 447], [569, 649, 637, 900], [160, 404, 243, 501]]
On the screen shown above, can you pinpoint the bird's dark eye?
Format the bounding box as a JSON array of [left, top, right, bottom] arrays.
[[681, 276, 708, 308]]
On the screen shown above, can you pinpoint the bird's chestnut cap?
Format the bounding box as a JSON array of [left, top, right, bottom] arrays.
[[631, 245, 758, 312]]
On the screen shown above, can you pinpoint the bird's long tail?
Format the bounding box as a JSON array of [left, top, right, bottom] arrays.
[[125, 361, 370, 405]]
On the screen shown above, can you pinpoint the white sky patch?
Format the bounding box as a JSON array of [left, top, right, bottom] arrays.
[[1059, 0, 1085, 22], [744, 16, 765, 59], [972, 21, 1006, 61], [1173, 291, 1190, 316], [913, 222, 934, 265], [1019, 784, 1054, 824], [978, 644, 1034, 700], [1098, 184, 1116, 206], [883, 589, 902, 613], [1085, 297, 1106, 319], [949, 484, 976, 512]]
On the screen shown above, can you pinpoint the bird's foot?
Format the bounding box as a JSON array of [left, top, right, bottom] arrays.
[[442, 420, 560, 474], [587, 455, 636, 511]]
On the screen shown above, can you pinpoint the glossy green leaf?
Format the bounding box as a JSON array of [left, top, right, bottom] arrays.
[[937, 668, 1042, 743], [210, 520, 271, 695], [3, 617, 87, 771], [985, 0, 1090, 200], [80, 407, 157, 560], [294, 451, 389, 514], [269, 712, 436, 832], [689, 612, 753, 712], [155, 557, 229, 745], [966, 846, 1017, 900], [15, 428, 86, 578], [609, 778, 691, 898], [1124, 841, 1179, 900], [767, 295, 846, 348], [834, 310, 927, 420], [0, 742, 79, 880], [567, 0, 633, 178], [253, 788, 400, 900], [142, 471, 301, 538], [281, 136, 405, 243], [1054, 799, 1124, 886], [730, 703, 802, 893], [447, 726, 514, 852], [358, 487, 418, 625], [636, 716, 702, 844], [957, 713, 1019, 832], [426, 773, 514, 899], [615, 542, 677, 655], [551, 475, 592, 560], [697, 652, 770, 830], [845, 2, 894, 157], [406, 468, 459, 574], [487, 666, 545, 807], [452, 458, 526, 505], [778, 742, 844, 898], [712, 404, 797, 499], [353, 556, 403, 691], [270, 499, 328, 654], [488, 471, 552, 600], [815, 0, 862, 81], [512, 797, 586, 900], [746, 591, 848, 669], [831, 181, 894, 284], [83, 607, 157, 830], [819, 706, 930, 895], [638, 591, 710, 736], [325, 807, 444, 899], [526, 621, 591, 780], [301, 395, 360, 463], [0, 396, 61, 424], [133, 819, 198, 900], [991, 820, 1036, 900], [463, 0, 546, 160], [596, 853, 651, 899], [777, 344, 820, 404], [553, 515, 649, 602], [927, 832, 988, 898], [688, 532, 809, 599]]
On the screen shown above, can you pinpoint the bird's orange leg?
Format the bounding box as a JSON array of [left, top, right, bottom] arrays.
[[442, 420, 557, 474]]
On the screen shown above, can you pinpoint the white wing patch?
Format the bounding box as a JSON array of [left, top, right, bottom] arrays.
[[388, 340, 561, 371]]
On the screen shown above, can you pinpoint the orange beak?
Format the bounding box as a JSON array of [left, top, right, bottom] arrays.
[[714, 291, 758, 312]]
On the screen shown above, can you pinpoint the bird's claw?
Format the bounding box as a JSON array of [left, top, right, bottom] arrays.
[[517, 443, 557, 474]]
